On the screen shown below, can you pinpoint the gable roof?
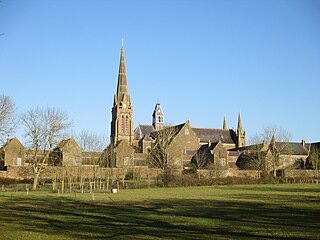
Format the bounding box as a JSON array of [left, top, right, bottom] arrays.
[[134, 124, 155, 140], [150, 123, 185, 138], [192, 128, 237, 144], [56, 138, 80, 151], [1, 137, 24, 151]]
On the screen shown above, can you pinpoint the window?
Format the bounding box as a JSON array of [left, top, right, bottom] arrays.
[[121, 115, 125, 133], [16, 158, 22, 165], [124, 157, 129, 166], [220, 159, 226, 166], [125, 115, 129, 133]]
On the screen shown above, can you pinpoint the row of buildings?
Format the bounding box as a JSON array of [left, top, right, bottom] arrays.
[[1, 45, 318, 175]]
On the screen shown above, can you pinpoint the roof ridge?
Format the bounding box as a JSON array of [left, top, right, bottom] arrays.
[[192, 127, 229, 130]]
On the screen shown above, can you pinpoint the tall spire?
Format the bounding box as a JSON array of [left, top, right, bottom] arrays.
[[115, 45, 130, 106], [223, 115, 227, 130], [237, 112, 242, 133], [236, 112, 246, 148], [110, 43, 134, 145]]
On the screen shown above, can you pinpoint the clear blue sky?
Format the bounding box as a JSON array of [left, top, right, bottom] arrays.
[[1, 0, 319, 143]]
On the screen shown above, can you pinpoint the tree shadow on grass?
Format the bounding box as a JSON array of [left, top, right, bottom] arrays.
[[0, 195, 319, 239]]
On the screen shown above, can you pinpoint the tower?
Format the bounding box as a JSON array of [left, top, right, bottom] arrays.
[[236, 112, 246, 148], [110, 45, 134, 145], [223, 115, 227, 130], [152, 103, 164, 130]]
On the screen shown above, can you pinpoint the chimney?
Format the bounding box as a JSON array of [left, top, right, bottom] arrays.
[[301, 137, 305, 147]]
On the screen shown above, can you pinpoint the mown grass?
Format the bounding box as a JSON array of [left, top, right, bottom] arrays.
[[0, 184, 319, 239]]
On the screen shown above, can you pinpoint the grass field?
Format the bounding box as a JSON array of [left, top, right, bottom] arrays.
[[0, 184, 319, 239]]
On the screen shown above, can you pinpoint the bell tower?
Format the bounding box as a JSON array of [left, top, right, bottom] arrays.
[[152, 103, 164, 130], [110, 44, 134, 145]]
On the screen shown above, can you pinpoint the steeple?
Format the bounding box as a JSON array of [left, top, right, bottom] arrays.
[[236, 112, 246, 148], [110, 44, 134, 145], [223, 115, 227, 130], [114, 46, 131, 107], [152, 103, 164, 130], [237, 112, 242, 134]]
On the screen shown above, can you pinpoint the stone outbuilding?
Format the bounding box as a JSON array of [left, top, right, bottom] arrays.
[[0, 137, 25, 169], [50, 138, 82, 166]]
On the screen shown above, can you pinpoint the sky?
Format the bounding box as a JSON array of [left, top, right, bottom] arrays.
[[0, 0, 319, 144]]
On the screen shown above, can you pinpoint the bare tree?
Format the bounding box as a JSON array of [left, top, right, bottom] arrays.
[[21, 107, 72, 190], [249, 125, 292, 177], [76, 130, 106, 153], [148, 126, 179, 172], [75, 130, 107, 191], [0, 95, 18, 144]]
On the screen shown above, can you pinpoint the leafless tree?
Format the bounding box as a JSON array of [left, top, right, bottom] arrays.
[[0, 95, 18, 144], [148, 126, 179, 172], [76, 130, 106, 153], [75, 130, 107, 191], [192, 148, 210, 169], [21, 107, 72, 190], [250, 125, 292, 177]]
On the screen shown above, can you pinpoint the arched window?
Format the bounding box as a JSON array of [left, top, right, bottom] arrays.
[[121, 115, 125, 133], [125, 115, 129, 133]]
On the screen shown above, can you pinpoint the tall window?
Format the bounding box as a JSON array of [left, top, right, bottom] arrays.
[[121, 115, 125, 133], [125, 115, 129, 133]]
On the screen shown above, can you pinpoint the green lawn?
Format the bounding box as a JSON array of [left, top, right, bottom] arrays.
[[0, 184, 319, 239]]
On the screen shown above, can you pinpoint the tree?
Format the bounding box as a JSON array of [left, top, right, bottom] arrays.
[[0, 95, 18, 144], [75, 130, 107, 191], [148, 126, 182, 185], [306, 147, 320, 170], [192, 148, 210, 169], [249, 125, 292, 177], [21, 107, 72, 190], [148, 126, 179, 172], [76, 130, 106, 153]]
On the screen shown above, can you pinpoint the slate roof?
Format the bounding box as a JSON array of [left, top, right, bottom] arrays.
[[309, 142, 320, 152], [230, 141, 309, 156], [192, 128, 237, 144], [274, 142, 309, 155], [150, 123, 185, 139], [137, 132, 153, 142], [134, 124, 155, 140]]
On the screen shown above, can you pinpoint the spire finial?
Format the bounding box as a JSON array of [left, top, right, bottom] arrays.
[[121, 38, 124, 47]]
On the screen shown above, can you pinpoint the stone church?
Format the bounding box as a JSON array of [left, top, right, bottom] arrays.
[[103, 45, 246, 169]]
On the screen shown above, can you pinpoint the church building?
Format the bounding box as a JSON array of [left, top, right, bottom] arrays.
[[104, 44, 247, 169]]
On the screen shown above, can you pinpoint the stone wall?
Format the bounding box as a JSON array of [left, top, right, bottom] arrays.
[[0, 165, 160, 181]]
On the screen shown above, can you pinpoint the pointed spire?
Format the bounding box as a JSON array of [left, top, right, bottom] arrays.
[[115, 45, 130, 105], [237, 112, 242, 131], [223, 115, 227, 130]]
